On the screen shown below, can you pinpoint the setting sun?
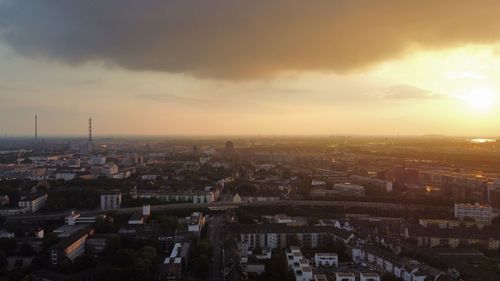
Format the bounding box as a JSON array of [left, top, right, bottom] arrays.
[[459, 87, 496, 111]]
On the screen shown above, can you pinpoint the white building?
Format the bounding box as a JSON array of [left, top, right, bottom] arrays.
[[454, 202, 492, 223], [314, 253, 338, 267], [102, 162, 119, 177], [359, 272, 380, 281], [65, 211, 97, 225], [188, 212, 206, 238], [18, 192, 47, 213], [192, 191, 215, 204], [100, 193, 122, 210], [286, 247, 313, 281]]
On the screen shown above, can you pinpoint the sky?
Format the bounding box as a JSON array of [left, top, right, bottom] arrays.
[[1, 0, 500, 137]]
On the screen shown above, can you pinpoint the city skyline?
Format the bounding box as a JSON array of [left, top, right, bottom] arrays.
[[1, 1, 500, 136]]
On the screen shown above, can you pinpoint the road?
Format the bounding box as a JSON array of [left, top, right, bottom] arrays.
[[207, 215, 224, 281], [6, 199, 453, 221]]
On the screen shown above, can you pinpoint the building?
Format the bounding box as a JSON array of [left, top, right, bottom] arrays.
[[187, 212, 206, 238], [418, 218, 488, 230], [0, 195, 9, 206], [286, 247, 313, 281], [138, 190, 215, 204], [128, 213, 144, 225], [335, 272, 355, 281], [86, 234, 116, 256], [65, 211, 98, 225], [101, 162, 119, 177], [224, 140, 234, 154], [418, 170, 487, 188], [50, 228, 94, 265], [100, 193, 122, 210], [18, 192, 47, 213], [359, 272, 380, 281], [487, 179, 500, 207], [237, 224, 354, 250], [314, 253, 338, 267], [454, 202, 492, 223], [411, 227, 500, 250], [332, 183, 365, 196], [314, 274, 328, 281], [363, 245, 446, 281], [90, 156, 106, 165], [157, 242, 190, 281], [351, 175, 393, 192]]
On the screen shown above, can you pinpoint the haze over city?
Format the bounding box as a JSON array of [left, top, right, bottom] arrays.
[[1, 0, 500, 136], [2, 2, 500, 281]]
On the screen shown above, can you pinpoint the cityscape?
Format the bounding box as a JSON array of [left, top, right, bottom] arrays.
[[1, 1, 500, 281]]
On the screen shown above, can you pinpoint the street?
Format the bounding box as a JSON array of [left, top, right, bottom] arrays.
[[207, 215, 224, 281]]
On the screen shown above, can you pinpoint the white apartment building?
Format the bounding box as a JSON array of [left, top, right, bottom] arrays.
[[18, 192, 47, 213], [314, 253, 338, 267], [286, 247, 313, 281], [100, 193, 122, 210], [454, 202, 492, 223]]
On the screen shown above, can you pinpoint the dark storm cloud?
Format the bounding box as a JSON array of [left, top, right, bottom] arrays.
[[1, 0, 500, 79]]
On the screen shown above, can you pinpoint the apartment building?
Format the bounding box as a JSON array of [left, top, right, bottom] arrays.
[[286, 246, 313, 281], [50, 228, 94, 265], [237, 224, 354, 250], [362, 245, 445, 281], [314, 253, 338, 267], [454, 203, 492, 223], [18, 192, 47, 213]]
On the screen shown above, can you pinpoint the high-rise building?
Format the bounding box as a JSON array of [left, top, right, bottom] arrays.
[[224, 140, 234, 156]]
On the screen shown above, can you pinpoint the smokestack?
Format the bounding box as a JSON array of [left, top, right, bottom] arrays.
[[35, 114, 38, 142]]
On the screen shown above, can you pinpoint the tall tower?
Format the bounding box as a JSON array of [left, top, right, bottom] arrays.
[[86, 117, 94, 154], [88, 118, 92, 142], [34, 114, 38, 142]]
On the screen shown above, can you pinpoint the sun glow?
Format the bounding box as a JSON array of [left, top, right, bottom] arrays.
[[458, 87, 496, 111]]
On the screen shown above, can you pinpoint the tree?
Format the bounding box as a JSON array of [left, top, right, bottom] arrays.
[[307, 217, 319, 226], [157, 216, 179, 232], [19, 243, 34, 256], [105, 236, 121, 256], [193, 239, 213, 260], [0, 250, 7, 274], [0, 238, 16, 255], [73, 254, 96, 271], [113, 249, 136, 268], [194, 254, 210, 278]]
